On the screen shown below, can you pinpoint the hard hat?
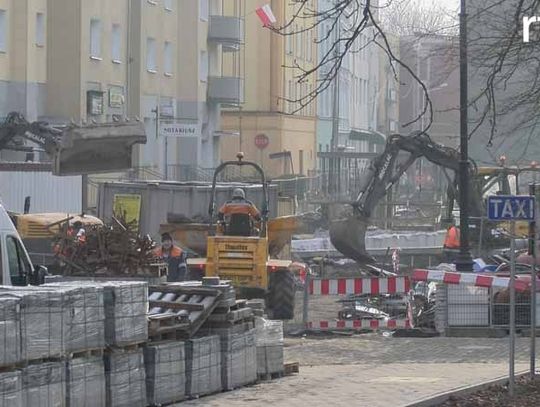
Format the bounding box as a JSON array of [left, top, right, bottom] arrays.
[[232, 188, 245, 199]]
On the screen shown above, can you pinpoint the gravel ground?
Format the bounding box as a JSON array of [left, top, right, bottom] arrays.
[[438, 377, 540, 407]]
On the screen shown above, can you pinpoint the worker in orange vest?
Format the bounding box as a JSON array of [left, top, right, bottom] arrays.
[[218, 188, 261, 235], [443, 218, 460, 263], [153, 233, 187, 282]]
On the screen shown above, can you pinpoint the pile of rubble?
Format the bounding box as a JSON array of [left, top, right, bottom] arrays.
[[53, 217, 166, 278]]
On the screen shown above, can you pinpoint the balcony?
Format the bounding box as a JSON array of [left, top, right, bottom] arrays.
[[208, 16, 244, 52], [208, 77, 244, 105]]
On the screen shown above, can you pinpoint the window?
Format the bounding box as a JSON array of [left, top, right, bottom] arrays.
[[200, 0, 208, 21], [0, 10, 7, 52], [111, 24, 122, 62], [164, 0, 173, 10], [36, 12, 45, 47], [147, 37, 156, 72], [6, 236, 31, 284], [199, 50, 208, 81], [164, 41, 173, 75], [90, 18, 102, 58]]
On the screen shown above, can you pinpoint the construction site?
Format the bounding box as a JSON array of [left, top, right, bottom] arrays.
[[2, 0, 540, 406], [1, 109, 540, 407]]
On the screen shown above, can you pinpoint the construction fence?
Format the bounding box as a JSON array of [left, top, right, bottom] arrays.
[[286, 269, 537, 335]]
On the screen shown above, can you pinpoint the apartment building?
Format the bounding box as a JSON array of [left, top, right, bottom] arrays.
[[220, 0, 317, 178], [44, 0, 242, 175], [0, 0, 46, 161]]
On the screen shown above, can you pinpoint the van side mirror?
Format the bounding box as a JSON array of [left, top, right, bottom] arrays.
[[29, 265, 48, 285]]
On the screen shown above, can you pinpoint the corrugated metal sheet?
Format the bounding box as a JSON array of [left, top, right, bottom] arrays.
[[0, 171, 82, 213], [97, 181, 279, 237]]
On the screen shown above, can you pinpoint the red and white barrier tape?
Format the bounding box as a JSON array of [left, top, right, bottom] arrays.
[[307, 319, 412, 330], [309, 276, 410, 296], [412, 269, 529, 292]]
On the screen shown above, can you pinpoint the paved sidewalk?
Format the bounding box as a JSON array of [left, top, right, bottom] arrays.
[[175, 335, 539, 406], [179, 363, 529, 407]]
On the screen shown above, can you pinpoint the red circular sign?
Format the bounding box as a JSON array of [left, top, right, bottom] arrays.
[[254, 133, 269, 150]]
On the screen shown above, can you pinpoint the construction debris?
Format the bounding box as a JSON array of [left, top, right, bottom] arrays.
[[53, 216, 166, 277]]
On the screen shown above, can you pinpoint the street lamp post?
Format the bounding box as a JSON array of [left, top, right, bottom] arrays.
[[455, 0, 474, 271]]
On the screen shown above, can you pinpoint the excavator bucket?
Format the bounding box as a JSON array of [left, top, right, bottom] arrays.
[[52, 121, 147, 176], [329, 216, 376, 265]]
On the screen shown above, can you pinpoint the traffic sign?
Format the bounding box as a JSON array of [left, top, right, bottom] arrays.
[[487, 195, 535, 221], [254, 133, 269, 150]]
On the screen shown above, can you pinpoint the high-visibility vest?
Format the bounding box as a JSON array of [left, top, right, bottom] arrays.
[[444, 226, 460, 249], [154, 245, 183, 259]]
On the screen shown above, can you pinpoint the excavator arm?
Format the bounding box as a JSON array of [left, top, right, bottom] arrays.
[[330, 131, 482, 264], [0, 112, 146, 175]]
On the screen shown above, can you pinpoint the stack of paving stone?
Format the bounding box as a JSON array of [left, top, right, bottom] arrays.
[[22, 361, 66, 407], [105, 349, 147, 407], [43, 280, 148, 347], [144, 341, 186, 405], [0, 371, 22, 407], [0, 287, 69, 360], [220, 328, 257, 390], [101, 281, 149, 347], [66, 356, 106, 407], [185, 335, 222, 398], [42, 283, 106, 353], [0, 297, 21, 367], [255, 317, 284, 378]]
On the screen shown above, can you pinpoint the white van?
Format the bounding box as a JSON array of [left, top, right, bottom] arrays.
[[0, 200, 45, 285]]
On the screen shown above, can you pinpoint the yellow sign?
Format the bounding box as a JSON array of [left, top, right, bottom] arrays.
[[113, 194, 142, 231]]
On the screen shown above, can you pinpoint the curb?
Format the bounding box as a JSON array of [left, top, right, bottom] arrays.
[[404, 370, 530, 407]]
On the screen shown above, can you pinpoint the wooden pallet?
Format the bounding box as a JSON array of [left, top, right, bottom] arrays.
[[284, 362, 300, 375], [106, 342, 145, 353], [148, 284, 223, 339], [213, 299, 249, 314], [68, 348, 104, 359], [258, 371, 285, 381]]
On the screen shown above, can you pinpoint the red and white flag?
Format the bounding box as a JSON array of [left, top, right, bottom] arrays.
[[255, 3, 276, 27]]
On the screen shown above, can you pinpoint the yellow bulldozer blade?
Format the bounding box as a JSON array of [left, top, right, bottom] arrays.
[[52, 121, 146, 176], [329, 216, 375, 264]]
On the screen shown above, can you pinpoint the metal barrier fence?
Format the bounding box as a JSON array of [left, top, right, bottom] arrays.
[[299, 274, 413, 332], [288, 269, 534, 334]]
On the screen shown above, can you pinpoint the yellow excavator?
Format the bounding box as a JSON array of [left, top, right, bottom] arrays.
[[185, 153, 298, 319]]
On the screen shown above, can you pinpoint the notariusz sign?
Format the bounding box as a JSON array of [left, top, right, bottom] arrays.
[[160, 122, 200, 137], [487, 195, 536, 221]]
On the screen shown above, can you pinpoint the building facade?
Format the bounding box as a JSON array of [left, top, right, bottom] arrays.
[[8, 0, 243, 175], [399, 34, 459, 201], [316, 0, 381, 158], [220, 0, 317, 178], [0, 0, 47, 161]]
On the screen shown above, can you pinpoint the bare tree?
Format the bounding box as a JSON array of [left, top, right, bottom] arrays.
[[380, 0, 458, 37], [272, 0, 540, 159], [271, 0, 435, 132]]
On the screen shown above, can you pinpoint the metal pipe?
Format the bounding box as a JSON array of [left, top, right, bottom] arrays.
[[509, 220, 516, 396], [530, 182, 537, 378], [455, 0, 473, 271]]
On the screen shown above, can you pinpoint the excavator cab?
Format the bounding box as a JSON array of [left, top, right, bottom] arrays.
[[53, 121, 146, 176], [193, 152, 296, 319]]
